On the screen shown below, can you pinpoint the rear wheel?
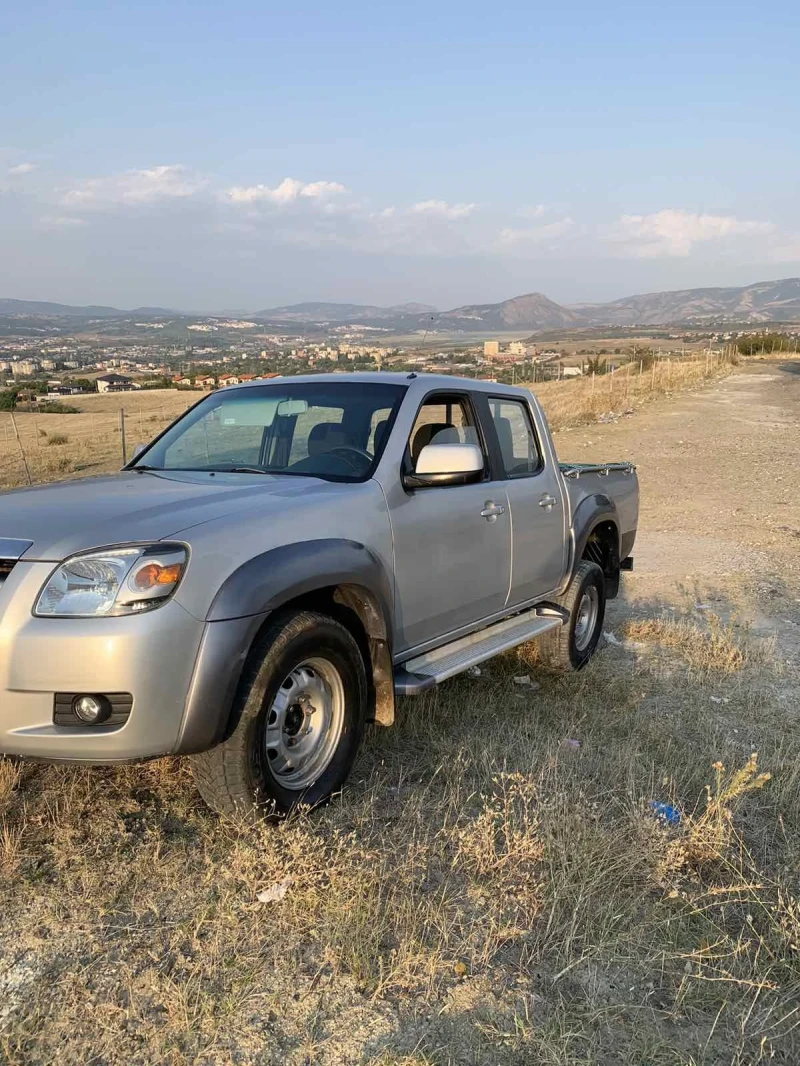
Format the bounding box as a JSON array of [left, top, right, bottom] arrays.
[[537, 560, 606, 672], [190, 610, 367, 817]]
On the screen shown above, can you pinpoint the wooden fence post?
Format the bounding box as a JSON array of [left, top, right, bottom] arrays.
[[119, 408, 127, 465], [10, 411, 32, 485]]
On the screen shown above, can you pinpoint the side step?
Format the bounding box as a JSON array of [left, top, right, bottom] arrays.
[[394, 608, 563, 696]]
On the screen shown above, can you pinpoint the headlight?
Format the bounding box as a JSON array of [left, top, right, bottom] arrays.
[[35, 544, 188, 617]]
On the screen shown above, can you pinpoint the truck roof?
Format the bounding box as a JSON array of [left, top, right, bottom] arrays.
[[226, 371, 531, 397]]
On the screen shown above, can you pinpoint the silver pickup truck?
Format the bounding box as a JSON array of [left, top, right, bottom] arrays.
[[0, 373, 637, 815]]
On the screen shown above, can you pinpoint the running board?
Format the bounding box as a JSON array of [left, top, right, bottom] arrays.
[[394, 609, 563, 696]]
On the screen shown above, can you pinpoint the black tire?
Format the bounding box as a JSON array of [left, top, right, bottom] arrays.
[[537, 560, 606, 672], [190, 610, 367, 817]]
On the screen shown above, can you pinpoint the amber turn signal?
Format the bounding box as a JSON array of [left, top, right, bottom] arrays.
[[132, 562, 183, 590]]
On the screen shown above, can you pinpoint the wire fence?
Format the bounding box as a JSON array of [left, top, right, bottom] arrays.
[[0, 391, 198, 491], [0, 353, 737, 491]]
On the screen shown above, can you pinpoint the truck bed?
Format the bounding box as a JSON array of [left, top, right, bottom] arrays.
[[560, 461, 639, 558]]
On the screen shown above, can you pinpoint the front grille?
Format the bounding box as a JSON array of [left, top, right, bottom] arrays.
[[0, 541, 33, 586]]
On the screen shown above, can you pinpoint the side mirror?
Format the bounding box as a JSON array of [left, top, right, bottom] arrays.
[[132, 443, 147, 459], [403, 443, 484, 489]]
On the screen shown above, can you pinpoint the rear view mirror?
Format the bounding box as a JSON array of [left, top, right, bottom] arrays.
[[276, 399, 308, 418], [404, 443, 484, 489]]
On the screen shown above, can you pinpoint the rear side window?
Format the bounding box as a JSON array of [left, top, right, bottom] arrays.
[[488, 398, 543, 477]]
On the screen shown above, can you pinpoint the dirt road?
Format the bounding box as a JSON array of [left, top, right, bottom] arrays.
[[556, 359, 800, 663]]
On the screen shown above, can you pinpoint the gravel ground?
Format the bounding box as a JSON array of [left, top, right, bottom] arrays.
[[555, 359, 800, 666]]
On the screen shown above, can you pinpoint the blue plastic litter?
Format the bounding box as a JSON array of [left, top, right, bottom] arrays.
[[649, 801, 681, 827]]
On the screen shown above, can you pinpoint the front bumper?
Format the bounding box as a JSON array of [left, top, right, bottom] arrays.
[[0, 560, 207, 761]]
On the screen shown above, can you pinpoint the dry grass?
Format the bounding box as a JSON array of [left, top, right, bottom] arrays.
[[527, 351, 734, 432], [0, 355, 733, 492], [1, 591, 798, 1064], [0, 389, 199, 490], [2, 355, 797, 1063], [621, 614, 751, 674]]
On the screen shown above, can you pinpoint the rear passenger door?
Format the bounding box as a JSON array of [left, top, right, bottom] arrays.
[[485, 396, 567, 607]]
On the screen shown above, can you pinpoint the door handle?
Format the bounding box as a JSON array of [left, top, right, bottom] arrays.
[[480, 501, 506, 520], [538, 493, 558, 509]]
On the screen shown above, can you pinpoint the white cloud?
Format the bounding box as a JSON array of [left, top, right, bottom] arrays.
[[63, 165, 205, 207], [409, 200, 476, 220], [8, 162, 38, 176], [226, 177, 346, 205], [520, 203, 547, 220], [611, 209, 774, 257], [498, 218, 575, 246]]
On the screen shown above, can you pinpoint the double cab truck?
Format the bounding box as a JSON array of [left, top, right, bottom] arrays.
[[0, 373, 638, 815]]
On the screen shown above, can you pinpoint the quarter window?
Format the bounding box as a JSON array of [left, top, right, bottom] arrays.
[[488, 398, 542, 477]]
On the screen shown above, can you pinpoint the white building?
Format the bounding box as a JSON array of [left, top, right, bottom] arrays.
[[12, 360, 41, 377], [96, 373, 136, 393]]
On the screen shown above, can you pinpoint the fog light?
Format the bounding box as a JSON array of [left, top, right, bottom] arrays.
[[72, 694, 112, 725]]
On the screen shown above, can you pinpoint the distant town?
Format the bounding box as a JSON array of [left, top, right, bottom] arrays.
[[3, 277, 800, 404], [2, 317, 797, 406]]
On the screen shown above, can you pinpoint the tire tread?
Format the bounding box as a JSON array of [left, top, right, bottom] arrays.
[[537, 560, 605, 672], [190, 610, 365, 817]]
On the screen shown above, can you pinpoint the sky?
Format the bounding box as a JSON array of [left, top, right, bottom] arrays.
[[2, 0, 800, 311]]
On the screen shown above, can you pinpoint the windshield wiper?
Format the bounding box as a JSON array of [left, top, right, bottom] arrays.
[[218, 466, 273, 475], [134, 465, 269, 475]]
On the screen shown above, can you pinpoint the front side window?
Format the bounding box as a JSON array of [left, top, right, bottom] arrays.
[[134, 381, 406, 482], [407, 393, 482, 467], [488, 398, 543, 477]]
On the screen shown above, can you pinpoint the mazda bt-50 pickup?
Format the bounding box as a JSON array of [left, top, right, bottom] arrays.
[[0, 373, 638, 814]]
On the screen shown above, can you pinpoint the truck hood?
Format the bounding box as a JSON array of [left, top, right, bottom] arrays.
[[0, 470, 327, 560]]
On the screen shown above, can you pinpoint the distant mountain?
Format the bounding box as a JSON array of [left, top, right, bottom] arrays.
[[256, 301, 437, 323], [4, 278, 800, 331], [435, 293, 584, 331], [573, 278, 800, 327], [0, 299, 124, 318], [257, 293, 581, 331], [0, 299, 177, 319], [259, 280, 800, 331]]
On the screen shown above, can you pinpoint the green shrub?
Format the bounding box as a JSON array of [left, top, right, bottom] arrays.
[[37, 402, 80, 414], [737, 333, 791, 356]]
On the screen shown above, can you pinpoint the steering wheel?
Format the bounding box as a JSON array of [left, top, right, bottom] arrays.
[[326, 446, 373, 474]]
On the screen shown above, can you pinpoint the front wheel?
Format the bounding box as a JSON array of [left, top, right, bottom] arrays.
[[536, 560, 606, 672], [190, 610, 367, 817]]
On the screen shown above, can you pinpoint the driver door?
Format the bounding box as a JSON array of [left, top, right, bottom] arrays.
[[384, 391, 512, 655]]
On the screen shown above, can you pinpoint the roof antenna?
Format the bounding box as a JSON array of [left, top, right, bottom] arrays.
[[407, 312, 436, 381]]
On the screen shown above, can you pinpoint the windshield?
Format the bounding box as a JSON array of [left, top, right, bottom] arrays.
[[132, 380, 406, 481]]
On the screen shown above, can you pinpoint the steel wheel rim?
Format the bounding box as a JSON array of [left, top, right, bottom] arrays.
[[263, 657, 345, 790], [574, 587, 599, 652]]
